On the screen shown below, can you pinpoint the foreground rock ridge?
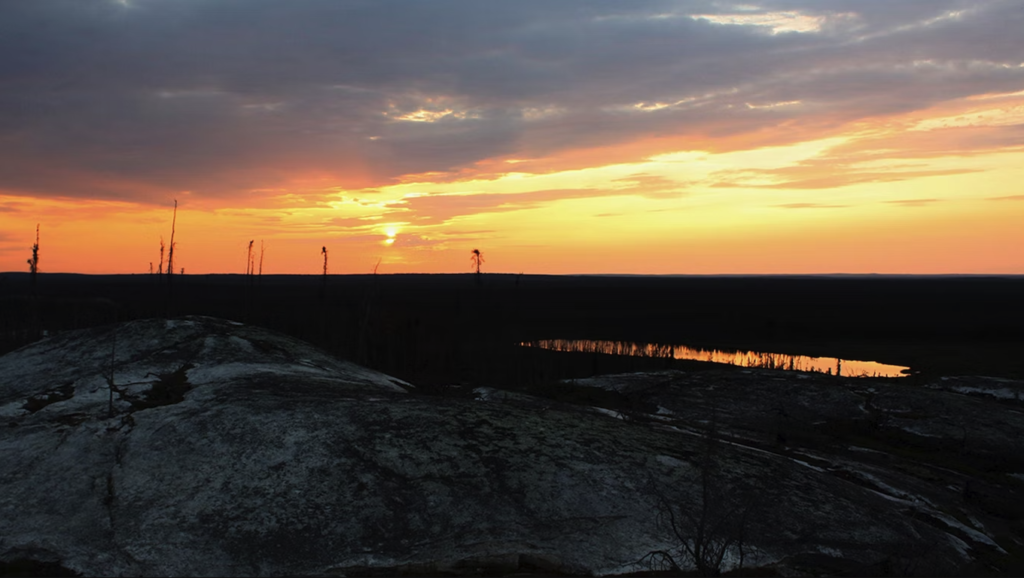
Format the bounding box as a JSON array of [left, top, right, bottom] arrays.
[[0, 317, 1021, 576]]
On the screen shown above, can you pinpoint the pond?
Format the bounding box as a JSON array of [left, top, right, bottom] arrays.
[[522, 339, 911, 378]]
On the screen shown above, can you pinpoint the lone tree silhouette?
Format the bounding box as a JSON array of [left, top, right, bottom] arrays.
[[470, 248, 484, 278], [247, 240, 254, 276], [27, 224, 39, 296], [158, 236, 165, 277]]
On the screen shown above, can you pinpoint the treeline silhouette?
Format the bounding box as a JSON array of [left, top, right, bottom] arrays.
[[2, 273, 1024, 384]]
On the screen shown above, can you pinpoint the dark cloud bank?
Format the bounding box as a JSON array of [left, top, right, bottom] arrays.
[[0, 0, 1020, 203]]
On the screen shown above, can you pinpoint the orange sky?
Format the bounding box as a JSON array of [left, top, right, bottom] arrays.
[[1, 2, 1022, 275]]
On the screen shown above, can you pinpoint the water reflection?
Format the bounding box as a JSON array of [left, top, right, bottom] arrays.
[[523, 339, 910, 378]]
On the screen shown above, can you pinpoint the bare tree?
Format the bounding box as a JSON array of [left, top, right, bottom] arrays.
[[641, 410, 760, 576], [158, 237, 165, 277], [470, 248, 484, 283], [27, 224, 39, 296], [259, 240, 265, 281], [166, 200, 178, 283], [320, 246, 328, 297], [246, 240, 254, 276]]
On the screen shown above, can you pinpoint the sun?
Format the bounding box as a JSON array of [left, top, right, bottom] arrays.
[[383, 225, 398, 246]]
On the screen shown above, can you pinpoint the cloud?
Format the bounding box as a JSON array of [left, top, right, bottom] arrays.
[[885, 198, 942, 207], [323, 216, 387, 230], [391, 188, 607, 224], [610, 173, 690, 199], [987, 194, 1024, 201], [712, 168, 979, 190], [766, 169, 978, 189], [0, 0, 1021, 206], [775, 202, 850, 209]]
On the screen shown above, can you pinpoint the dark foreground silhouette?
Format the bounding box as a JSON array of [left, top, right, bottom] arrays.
[[2, 273, 1022, 386]]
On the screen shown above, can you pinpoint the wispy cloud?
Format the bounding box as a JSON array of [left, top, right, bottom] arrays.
[[390, 188, 614, 224], [713, 168, 979, 190], [775, 202, 850, 209], [885, 198, 942, 207]]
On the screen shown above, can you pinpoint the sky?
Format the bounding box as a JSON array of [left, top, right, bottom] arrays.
[[1, 0, 1022, 275]]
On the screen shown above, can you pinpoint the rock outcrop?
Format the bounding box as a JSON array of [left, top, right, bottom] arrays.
[[2, 317, 1020, 576]]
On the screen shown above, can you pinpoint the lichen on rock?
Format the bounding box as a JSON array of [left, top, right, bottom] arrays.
[[1, 317, 1019, 576]]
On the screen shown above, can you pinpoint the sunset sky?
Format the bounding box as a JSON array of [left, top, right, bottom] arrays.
[[1, 0, 1022, 275]]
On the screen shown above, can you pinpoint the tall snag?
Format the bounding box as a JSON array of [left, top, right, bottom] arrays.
[[259, 240, 265, 282], [27, 224, 39, 297], [166, 200, 178, 286], [320, 246, 328, 298]]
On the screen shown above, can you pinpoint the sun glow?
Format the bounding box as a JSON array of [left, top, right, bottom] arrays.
[[4, 111, 1022, 275]]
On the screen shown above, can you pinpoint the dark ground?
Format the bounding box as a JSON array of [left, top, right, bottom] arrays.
[[2, 272, 1022, 385], [2, 273, 1024, 577]]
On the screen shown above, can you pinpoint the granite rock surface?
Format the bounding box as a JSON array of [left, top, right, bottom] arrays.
[[2, 317, 1020, 576]]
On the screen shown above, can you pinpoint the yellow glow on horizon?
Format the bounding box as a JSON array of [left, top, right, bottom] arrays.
[[3, 88, 1024, 275]]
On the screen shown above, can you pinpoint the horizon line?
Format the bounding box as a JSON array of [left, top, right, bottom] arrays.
[[3, 271, 1023, 278]]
